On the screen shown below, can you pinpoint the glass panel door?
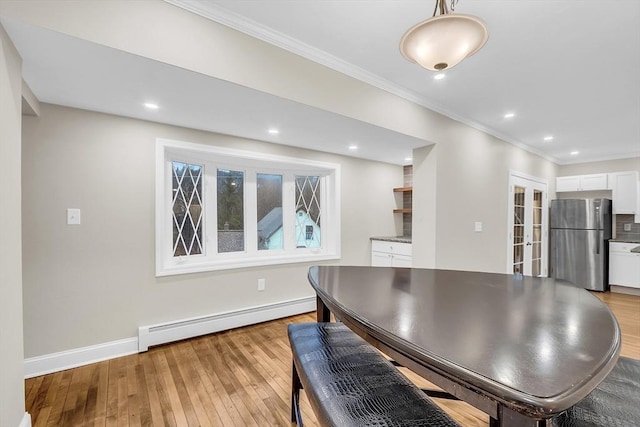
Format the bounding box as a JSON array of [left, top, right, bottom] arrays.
[[513, 186, 525, 275], [508, 174, 548, 277]]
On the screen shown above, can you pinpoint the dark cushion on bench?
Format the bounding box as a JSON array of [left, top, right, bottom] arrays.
[[288, 322, 460, 427], [551, 356, 640, 427]]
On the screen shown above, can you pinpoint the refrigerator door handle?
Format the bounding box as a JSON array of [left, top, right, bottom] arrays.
[[596, 206, 600, 254]]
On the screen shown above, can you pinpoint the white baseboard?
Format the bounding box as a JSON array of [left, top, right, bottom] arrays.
[[24, 337, 138, 379], [138, 296, 316, 351], [611, 285, 640, 296], [19, 412, 31, 427], [25, 296, 316, 378]]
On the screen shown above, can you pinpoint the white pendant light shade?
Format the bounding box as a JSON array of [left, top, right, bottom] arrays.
[[400, 14, 488, 71]]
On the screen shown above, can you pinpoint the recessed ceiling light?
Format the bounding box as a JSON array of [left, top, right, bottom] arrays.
[[434, 73, 446, 80], [144, 102, 159, 110], [543, 136, 554, 141], [348, 145, 358, 151], [504, 112, 515, 119], [405, 157, 413, 162], [268, 129, 279, 135], [570, 151, 579, 156]]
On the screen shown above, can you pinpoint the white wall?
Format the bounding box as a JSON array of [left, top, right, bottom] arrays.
[[0, 22, 27, 427], [558, 158, 640, 176], [413, 121, 558, 273], [21, 103, 401, 358], [0, 0, 445, 143]]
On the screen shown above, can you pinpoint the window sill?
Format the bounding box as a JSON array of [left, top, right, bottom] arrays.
[[156, 252, 340, 277]]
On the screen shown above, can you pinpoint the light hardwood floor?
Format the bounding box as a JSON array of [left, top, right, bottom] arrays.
[[26, 291, 639, 426]]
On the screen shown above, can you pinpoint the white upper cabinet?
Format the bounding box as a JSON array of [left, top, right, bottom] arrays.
[[556, 174, 608, 192], [610, 171, 639, 214]]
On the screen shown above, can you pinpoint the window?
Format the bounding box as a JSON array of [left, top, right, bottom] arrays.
[[257, 173, 283, 251], [156, 139, 340, 276]]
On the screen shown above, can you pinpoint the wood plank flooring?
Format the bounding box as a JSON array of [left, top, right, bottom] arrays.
[[26, 291, 640, 426]]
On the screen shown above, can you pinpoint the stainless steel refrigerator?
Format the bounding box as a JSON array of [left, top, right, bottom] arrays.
[[549, 198, 612, 291]]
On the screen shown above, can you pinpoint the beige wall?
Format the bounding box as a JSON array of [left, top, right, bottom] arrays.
[[0, 0, 448, 143], [0, 23, 26, 427], [413, 121, 558, 273], [21, 104, 401, 357], [558, 157, 640, 176]]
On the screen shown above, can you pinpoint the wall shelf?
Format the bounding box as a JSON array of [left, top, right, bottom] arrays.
[[393, 186, 413, 193], [394, 186, 413, 214]]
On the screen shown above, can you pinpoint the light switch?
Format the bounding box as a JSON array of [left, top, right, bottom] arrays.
[[474, 221, 483, 232], [67, 208, 81, 225], [624, 223, 632, 232]]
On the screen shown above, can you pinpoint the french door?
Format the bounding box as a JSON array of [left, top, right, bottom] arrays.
[[507, 172, 548, 277]]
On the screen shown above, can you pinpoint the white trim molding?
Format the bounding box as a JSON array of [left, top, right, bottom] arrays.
[[24, 338, 138, 379], [19, 413, 32, 427], [24, 296, 316, 378], [138, 296, 316, 351], [156, 138, 341, 276], [164, 0, 559, 165]]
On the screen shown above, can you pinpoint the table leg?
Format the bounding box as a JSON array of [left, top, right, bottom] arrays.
[[493, 406, 548, 427], [316, 296, 330, 322]]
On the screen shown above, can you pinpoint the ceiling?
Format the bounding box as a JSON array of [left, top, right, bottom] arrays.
[[4, 1, 640, 165]]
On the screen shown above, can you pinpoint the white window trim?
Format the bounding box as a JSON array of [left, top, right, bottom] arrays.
[[155, 138, 341, 276]]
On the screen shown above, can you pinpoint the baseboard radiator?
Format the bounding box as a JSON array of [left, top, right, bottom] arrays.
[[137, 296, 315, 352]]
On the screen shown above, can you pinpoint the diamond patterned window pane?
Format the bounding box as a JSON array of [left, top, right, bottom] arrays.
[[217, 169, 245, 253], [295, 176, 321, 248], [172, 161, 203, 257]]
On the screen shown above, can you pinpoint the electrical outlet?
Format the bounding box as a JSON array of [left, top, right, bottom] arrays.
[[474, 221, 483, 232], [623, 223, 632, 232], [67, 208, 81, 225], [257, 278, 266, 291]]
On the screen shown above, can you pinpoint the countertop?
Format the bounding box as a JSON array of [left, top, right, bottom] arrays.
[[610, 239, 640, 244], [370, 236, 412, 244]]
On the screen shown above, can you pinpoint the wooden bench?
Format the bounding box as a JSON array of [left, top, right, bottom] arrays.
[[288, 322, 461, 427], [551, 355, 640, 426]]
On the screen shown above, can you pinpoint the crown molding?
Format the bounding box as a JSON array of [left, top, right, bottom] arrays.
[[165, 0, 560, 164], [556, 152, 640, 166]]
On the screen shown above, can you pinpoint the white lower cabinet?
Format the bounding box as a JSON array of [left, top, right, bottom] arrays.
[[371, 240, 412, 267], [609, 242, 640, 289]]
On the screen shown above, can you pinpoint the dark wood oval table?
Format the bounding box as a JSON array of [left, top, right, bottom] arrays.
[[307, 266, 621, 427]]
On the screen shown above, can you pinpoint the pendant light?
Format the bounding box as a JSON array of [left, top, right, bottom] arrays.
[[400, 0, 488, 71]]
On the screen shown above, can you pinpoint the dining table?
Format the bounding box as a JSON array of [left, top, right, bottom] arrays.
[[307, 265, 621, 427]]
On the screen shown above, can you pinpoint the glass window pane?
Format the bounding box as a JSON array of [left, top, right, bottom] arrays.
[[257, 173, 283, 250], [514, 225, 524, 244], [514, 206, 524, 225], [513, 244, 523, 265], [532, 259, 541, 277], [533, 242, 541, 260], [295, 176, 321, 248], [514, 187, 525, 207], [172, 161, 203, 257], [513, 263, 523, 275], [533, 190, 542, 208], [217, 169, 244, 253], [533, 225, 542, 243], [533, 207, 542, 225]]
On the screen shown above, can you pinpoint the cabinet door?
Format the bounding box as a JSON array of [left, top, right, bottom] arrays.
[[391, 254, 412, 267], [556, 176, 581, 192], [371, 251, 392, 267], [580, 174, 608, 191], [610, 253, 640, 288], [611, 172, 639, 214]]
